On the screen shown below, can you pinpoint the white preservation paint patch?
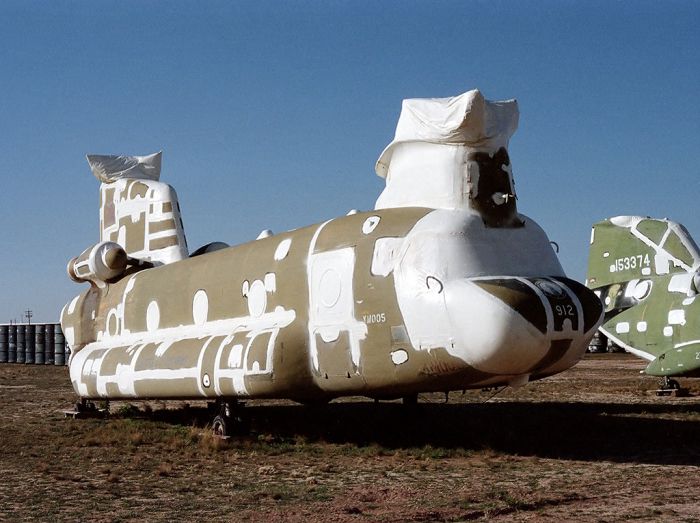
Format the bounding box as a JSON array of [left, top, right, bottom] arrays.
[[362, 216, 380, 235], [64, 326, 75, 349], [682, 297, 696, 306], [116, 363, 132, 394], [631, 280, 651, 300], [247, 280, 267, 318], [668, 273, 693, 294], [308, 246, 367, 371], [146, 301, 160, 332], [615, 322, 630, 334], [117, 225, 126, 249], [257, 229, 273, 239], [636, 321, 647, 333], [654, 254, 670, 275], [192, 290, 209, 325], [663, 326, 674, 337], [274, 239, 292, 261], [390, 349, 409, 365], [641, 267, 651, 276], [264, 273, 276, 293], [228, 344, 244, 368], [610, 215, 644, 228], [154, 341, 173, 357], [668, 309, 686, 325], [319, 269, 342, 307], [67, 295, 80, 315], [319, 327, 341, 343], [371, 237, 405, 277]]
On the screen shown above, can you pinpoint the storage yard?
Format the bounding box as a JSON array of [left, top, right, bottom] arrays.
[[0, 353, 698, 522]]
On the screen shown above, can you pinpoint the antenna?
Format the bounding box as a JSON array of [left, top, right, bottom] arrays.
[[24, 310, 33, 325]]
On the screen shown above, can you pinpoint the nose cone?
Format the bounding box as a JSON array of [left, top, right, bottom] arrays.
[[444, 277, 603, 376], [554, 277, 605, 335]]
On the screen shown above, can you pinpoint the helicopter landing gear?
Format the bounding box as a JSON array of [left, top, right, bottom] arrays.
[[655, 377, 688, 397], [210, 399, 249, 438]]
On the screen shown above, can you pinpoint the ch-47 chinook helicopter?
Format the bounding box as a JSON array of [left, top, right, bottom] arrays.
[[587, 216, 700, 391], [62, 88, 602, 435]]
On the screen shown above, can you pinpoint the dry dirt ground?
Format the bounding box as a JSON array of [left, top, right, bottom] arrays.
[[0, 353, 699, 522]]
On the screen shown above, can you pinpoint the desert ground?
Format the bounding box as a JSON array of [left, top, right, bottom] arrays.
[[0, 353, 698, 522]]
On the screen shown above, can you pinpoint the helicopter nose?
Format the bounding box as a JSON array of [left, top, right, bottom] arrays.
[[444, 277, 603, 376]]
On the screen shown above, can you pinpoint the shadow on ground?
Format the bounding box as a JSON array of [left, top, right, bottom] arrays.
[[135, 400, 700, 466]]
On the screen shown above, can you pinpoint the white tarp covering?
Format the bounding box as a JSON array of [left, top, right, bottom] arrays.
[[374, 89, 519, 211], [87, 151, 162, 183], [375, 89, 518, 178]]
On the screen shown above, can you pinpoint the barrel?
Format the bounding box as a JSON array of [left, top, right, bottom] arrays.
[[45, 324, 55, 365], [25, 325, 35, 364], [16, 325, 26, 364], [7, 325, 16, 363], [0, 325, 8, 363], [35, 325, 45, 365], [54, 325, 66, 366]]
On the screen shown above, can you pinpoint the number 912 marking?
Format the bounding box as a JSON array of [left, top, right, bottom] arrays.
[[555, 304, 575, 317]]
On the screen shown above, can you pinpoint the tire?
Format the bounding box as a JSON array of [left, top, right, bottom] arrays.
[[212, 415, 230, 437]]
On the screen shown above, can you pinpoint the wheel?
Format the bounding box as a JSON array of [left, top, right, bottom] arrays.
[[661, 377, 681, 390], [212, 415, 230, 437]]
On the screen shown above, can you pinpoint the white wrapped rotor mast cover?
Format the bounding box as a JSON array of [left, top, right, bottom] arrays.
[[375, 89, 519, 177], [374, 89, 520, 222], [86, 151, 162, 184]]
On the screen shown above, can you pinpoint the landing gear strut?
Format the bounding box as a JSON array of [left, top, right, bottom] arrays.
[[655, 376, 688, 397], [64, 398, 107, 419], [75, 398, 97, 413], [660, 377, 681, 391], [210, 399, 248, 437]]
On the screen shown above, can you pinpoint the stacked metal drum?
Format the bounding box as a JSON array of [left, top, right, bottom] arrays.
[[0, 323, 68, 365]]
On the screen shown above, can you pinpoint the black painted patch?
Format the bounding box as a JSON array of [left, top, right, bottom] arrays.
[[474, 279, 547, 334], [468, 147, 522, 228], [529, 339, 572, 373]]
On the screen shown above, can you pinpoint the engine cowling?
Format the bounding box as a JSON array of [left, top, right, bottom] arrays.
[[68, 241, 128, 284]]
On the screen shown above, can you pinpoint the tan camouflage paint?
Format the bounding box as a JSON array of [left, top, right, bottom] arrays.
[[64, 206, 500, 400], [99, 178, 187, 265]]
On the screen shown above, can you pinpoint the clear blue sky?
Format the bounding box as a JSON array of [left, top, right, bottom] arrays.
[[0, 1, 698, 323]]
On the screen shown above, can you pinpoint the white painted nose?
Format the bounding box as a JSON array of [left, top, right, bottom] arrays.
[[444, 279, 549, 374], [443, 277, 602, 376]]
